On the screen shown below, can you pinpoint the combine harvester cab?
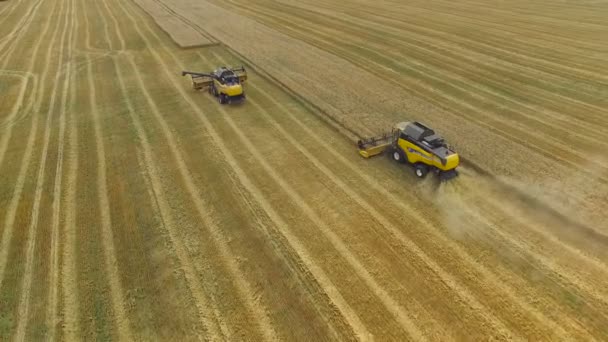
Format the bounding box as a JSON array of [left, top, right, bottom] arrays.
[[357, 121, 459, 181]]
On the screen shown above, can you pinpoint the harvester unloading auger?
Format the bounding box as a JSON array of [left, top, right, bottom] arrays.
[[182, 66, 247, 104], [357, 121, 459, 180]]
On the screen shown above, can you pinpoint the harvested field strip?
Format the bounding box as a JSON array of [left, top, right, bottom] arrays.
[[238, 81, 588, 338], [116, 4, 366, 340], [118, 2, 378, 339], [14, 0, 76, 339], [235, 81, 585, 339], [0, 0, 66, 339], [74, 0, 206, 339], [124, 0, 608, 336], [244, 83, 604, 337], [128, 9, 432, 339], [205, 49, 537, 340], [214, 42, 607, 334], [2, 0, 608, 339]]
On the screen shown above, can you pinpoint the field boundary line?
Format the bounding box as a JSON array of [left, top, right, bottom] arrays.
[[118, 0, 372, 339]]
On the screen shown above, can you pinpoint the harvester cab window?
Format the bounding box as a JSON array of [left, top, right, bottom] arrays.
[[224, 76, 239, 85]]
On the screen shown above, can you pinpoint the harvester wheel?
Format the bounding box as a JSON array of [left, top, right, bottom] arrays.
[[392, 149, 405, 164], [219, 94, 227, 104], [414, 164, 429, 178]]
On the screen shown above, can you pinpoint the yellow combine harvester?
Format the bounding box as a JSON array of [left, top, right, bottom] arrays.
[[357, 121, 459, 180], [182, 66, 247, 104]]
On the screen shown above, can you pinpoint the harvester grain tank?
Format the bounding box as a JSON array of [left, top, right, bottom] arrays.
[[182, 66, 248, 104], [357, 121, 459, 180]]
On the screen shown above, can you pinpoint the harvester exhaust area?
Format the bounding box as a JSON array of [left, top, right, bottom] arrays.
[[357, 121, 460, 181]]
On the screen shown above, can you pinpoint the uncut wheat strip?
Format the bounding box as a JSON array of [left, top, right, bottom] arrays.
[[220, 0, 608, 159], [272, 0, 608, 135]]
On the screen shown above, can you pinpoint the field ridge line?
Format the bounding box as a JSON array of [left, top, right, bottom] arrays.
[[13, 0, 75, 339], [117, 1, 371, 339]]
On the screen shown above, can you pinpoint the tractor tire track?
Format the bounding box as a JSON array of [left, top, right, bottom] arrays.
[[48, 0, 80, 338], [116, 1, 371, 339]]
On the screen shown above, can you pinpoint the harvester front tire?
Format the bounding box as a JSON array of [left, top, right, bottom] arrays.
[[414, 164, 428, 178], [219, 94, 227, 104], [392, 149, 405, 164]]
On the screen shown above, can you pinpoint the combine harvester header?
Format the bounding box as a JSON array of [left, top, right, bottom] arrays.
[[357, 121, 460, 180]]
